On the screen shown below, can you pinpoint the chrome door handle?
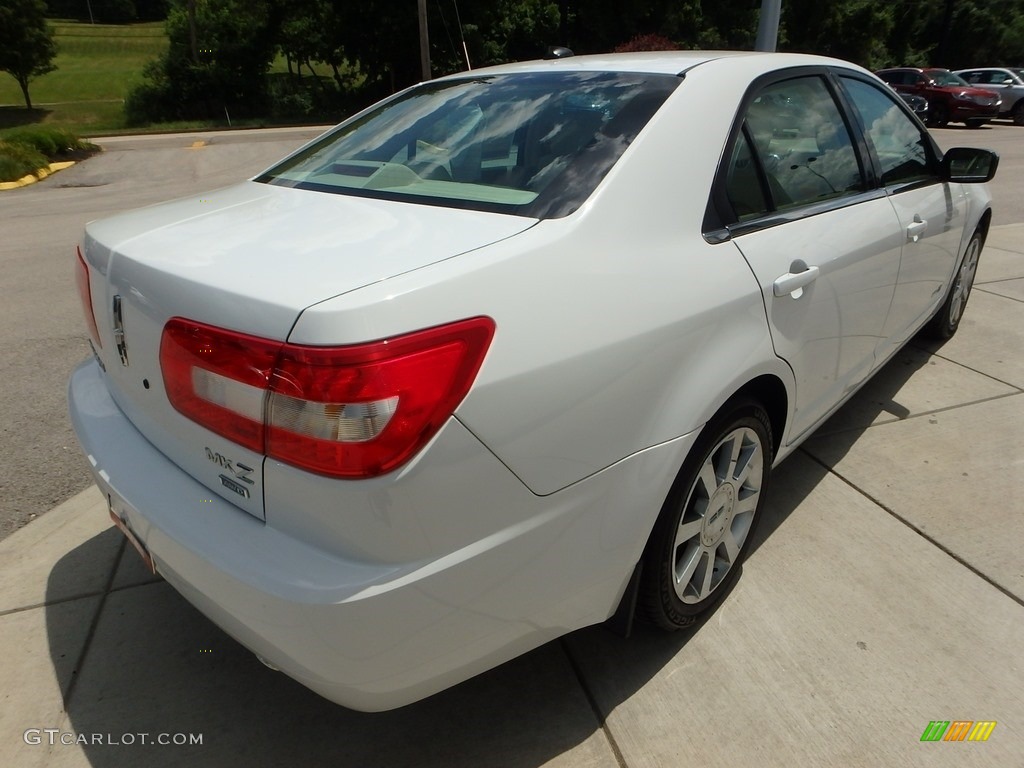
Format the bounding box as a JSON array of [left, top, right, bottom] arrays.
[[774, 260, 819, 299], [907, 216, 928, 242]]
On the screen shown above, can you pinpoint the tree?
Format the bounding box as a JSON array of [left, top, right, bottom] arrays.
[[0, 0, 57, 109], [127, 0, 279, 123], [781, 0, 895, 69]]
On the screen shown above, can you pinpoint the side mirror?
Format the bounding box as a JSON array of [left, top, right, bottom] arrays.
[[942, 147, 999, 183]]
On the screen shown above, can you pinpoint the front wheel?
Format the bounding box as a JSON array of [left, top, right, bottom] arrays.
[[639, 399, 773, 630], [924, 229, 983, 340]]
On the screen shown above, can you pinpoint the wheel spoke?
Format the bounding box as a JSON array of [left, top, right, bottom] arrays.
[[697, 551, 715, 599], [675, 542, 701, 588], [734, 492, 759, 516], [675, 518, 702, 548], [698, 459, 719, 497], [721, 529, 741, 564], [724, 433, 742, 481], [733, 436, 762, 488]]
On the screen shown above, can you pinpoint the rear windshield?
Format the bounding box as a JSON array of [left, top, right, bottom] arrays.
[[256, 71, 680, 218]]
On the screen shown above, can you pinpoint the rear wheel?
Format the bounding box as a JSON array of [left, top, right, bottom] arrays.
[[924, 229, 983, 339], [928, 103, 949, 127], [965, 119, 988, 129], [639, 398, 773, 630]]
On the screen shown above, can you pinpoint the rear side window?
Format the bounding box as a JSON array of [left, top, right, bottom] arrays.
[[980, 70, 1012, 85], [742, 77, 864, 211], [841, 77, 937, 187]]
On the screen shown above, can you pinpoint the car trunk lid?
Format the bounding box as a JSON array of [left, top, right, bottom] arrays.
[[82, 181, 535, 519]]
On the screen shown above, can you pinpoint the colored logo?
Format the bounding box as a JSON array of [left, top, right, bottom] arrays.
[[920, 721, 996, 742]]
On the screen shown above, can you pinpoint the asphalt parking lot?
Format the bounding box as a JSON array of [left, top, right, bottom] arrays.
[[0, 123, 1021, 767]]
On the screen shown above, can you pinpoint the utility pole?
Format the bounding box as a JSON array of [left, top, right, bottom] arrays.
[[418, 0, 431, 81], [187, 0, 199, 62], [755, 0, 781, 52]]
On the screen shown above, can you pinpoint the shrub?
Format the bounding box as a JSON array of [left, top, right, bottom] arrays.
[[1, 127, 95, 157], [0, 140, 47, 182], [613, 34, 680, 53], [124, 78, 176, 126]]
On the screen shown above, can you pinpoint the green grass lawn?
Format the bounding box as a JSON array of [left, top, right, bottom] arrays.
[[0, 20, 167, 134], [0, 20, 362, 137]]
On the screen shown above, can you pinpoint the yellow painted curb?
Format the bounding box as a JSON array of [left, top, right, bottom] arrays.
[[0, 160, 77, 191]]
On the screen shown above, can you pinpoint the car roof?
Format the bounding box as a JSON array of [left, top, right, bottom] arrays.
[[435, 50, 868, 79], [954, 67, 1008, 72]]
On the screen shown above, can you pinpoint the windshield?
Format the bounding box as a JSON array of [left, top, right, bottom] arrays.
[[928, 70, 970, 87], [257, 71, 680, 218]]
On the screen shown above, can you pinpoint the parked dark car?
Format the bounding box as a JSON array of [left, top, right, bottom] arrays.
[[955, 67, 1024, 124], [876, 67, 1001, 127]]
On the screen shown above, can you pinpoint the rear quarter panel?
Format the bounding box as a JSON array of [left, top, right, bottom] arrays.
[[289, 58, 800, 495]]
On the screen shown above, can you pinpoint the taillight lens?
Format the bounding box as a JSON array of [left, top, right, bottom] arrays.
[[75, 246, 102, 348], [160, 317, 495, 478], [161, 320, 281, 452]]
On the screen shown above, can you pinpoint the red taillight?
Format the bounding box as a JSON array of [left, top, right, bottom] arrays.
[[160, 320, 281, 452], [160, 317, 495, 478], [75, 246, 102, 348]]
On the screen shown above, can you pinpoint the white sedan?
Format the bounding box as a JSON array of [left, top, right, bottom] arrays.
[[69, 50, 997, 711]]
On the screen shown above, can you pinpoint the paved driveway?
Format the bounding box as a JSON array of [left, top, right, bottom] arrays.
[[0, 127, 327, 540]]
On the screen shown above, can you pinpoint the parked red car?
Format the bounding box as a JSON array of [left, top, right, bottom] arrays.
[[876, 67, 1001, 127]]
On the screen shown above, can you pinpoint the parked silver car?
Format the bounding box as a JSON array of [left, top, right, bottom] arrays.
[[955, 67, 1024, 124]]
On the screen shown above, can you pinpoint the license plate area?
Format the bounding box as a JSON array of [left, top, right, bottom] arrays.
[[108, 493, 156, 574]]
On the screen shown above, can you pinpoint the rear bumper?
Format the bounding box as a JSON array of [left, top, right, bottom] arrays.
[[69, 358, 694, 710]]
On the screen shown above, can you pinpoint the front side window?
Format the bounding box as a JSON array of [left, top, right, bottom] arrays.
[[841, 77, 936, 187], [257, 72, 679, 218], [742, 77, 864, 211]]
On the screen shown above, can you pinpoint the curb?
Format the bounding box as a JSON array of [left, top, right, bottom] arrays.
[[0, 160, 76, 191]]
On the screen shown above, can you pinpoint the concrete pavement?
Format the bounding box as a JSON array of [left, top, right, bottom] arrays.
[[0, 227, 1021, 766]]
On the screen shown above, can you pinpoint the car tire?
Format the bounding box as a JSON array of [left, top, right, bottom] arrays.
[[928, 103, 949, 127], [924, 229, 983, 340], [965, 119, 987, 129], [1013, 101, 1024, 126], [638, 397, 773, 630]]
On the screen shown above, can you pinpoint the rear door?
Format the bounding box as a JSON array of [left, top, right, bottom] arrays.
[[713, 71, 904, 442]]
